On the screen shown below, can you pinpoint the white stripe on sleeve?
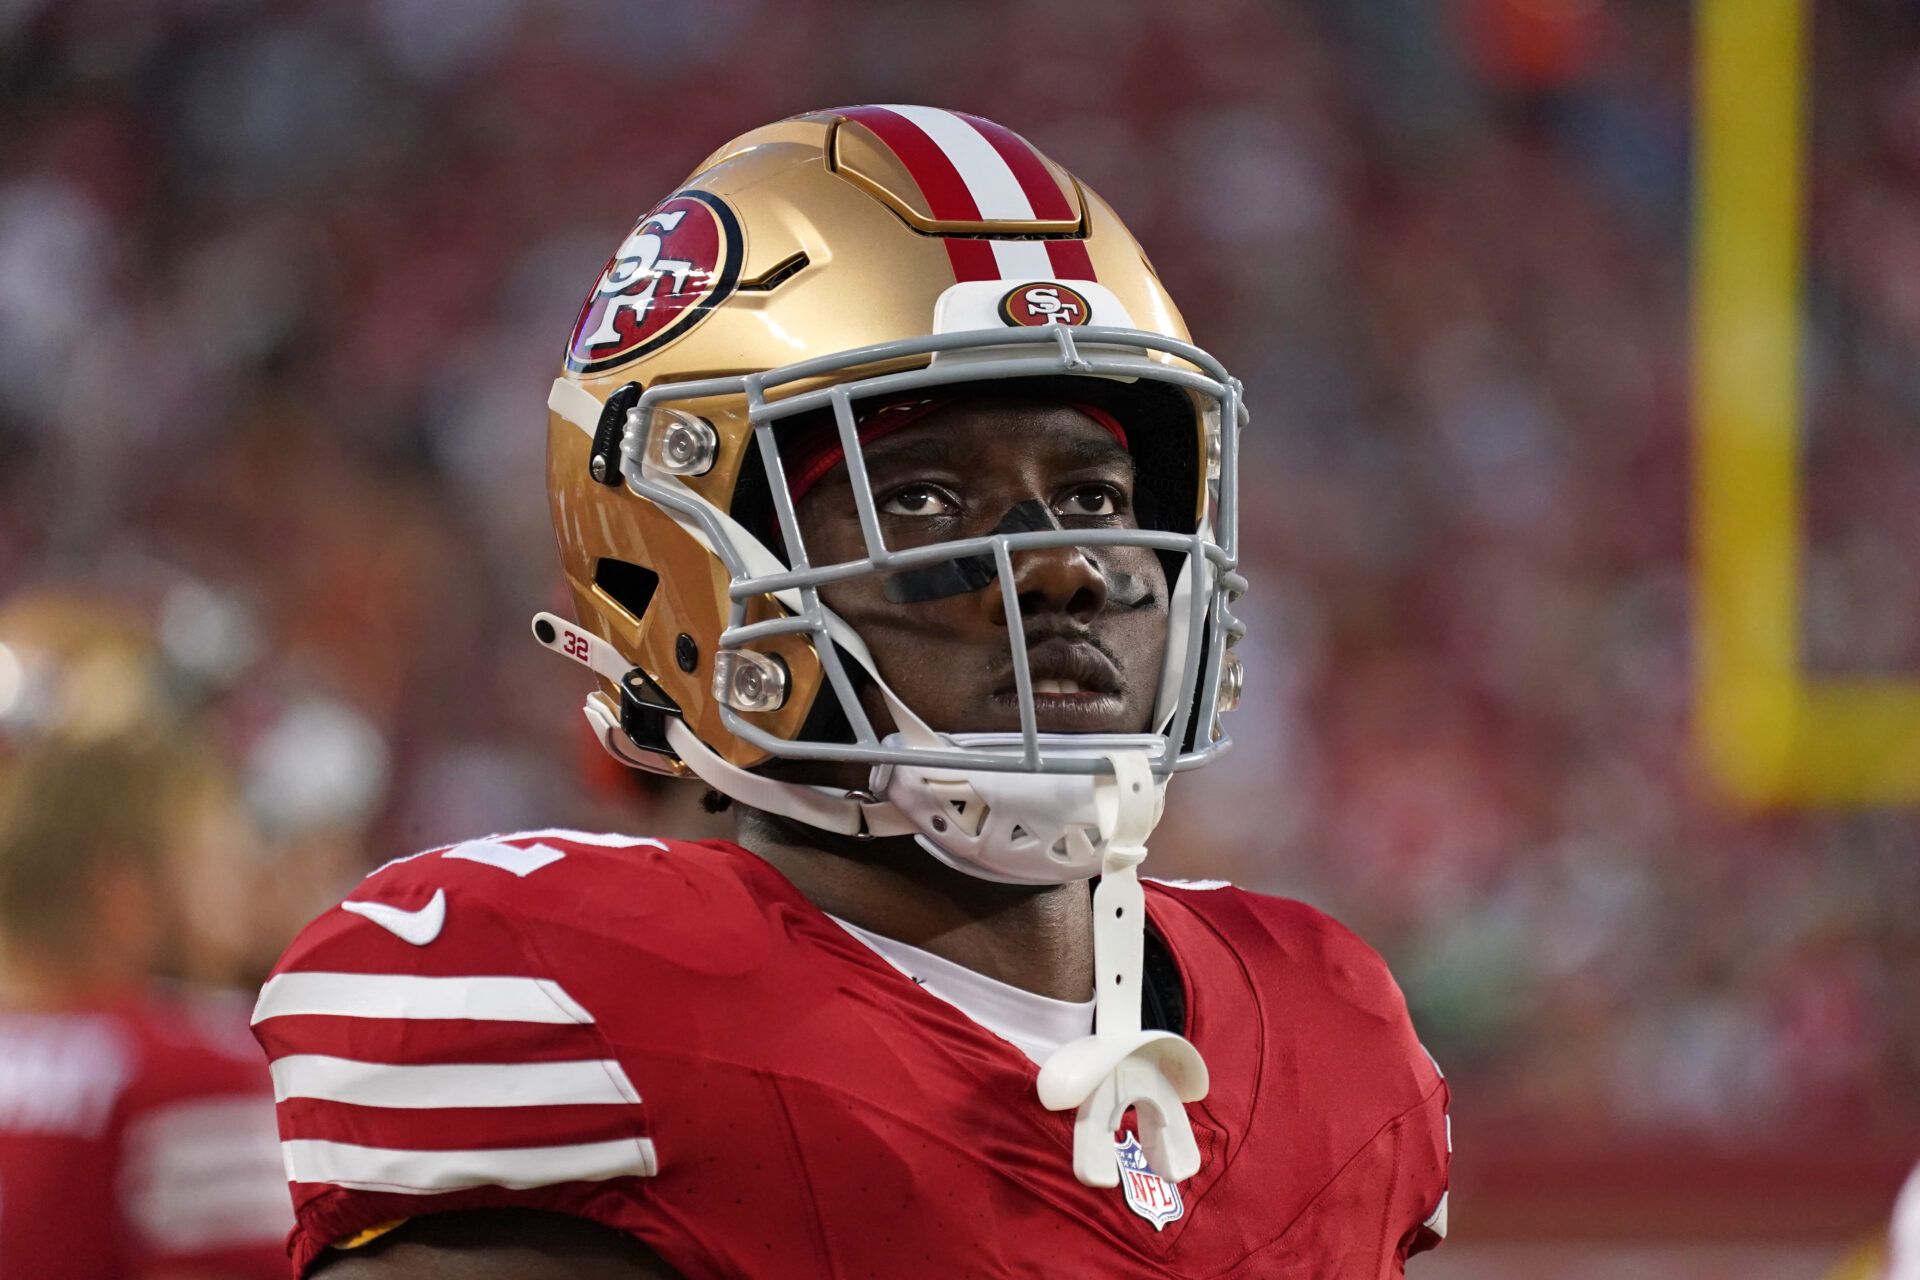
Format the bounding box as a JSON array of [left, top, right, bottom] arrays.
[[282, 1135, 659, 1192], [880, 105, 1035, 219], [128, 1169, 294, 1251], [1422, 1189, 1449, 1239], [122, 1097, 290, 1249], [270, 1054, 640, 1109], [253, 972, 592, 1025]]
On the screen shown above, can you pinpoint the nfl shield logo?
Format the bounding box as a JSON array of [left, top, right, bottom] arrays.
[[1113, 1134, 1185, 1230]]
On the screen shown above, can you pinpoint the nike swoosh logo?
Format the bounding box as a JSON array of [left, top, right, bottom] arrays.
[[342, 888, 446, 946]]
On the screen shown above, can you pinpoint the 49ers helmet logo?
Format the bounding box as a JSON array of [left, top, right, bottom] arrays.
[[567, 190, 743, 373], [997, 281, 1092, 327]]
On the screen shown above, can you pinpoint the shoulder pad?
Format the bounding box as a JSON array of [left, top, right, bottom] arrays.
[[362, 828, 675, 882], [1158, 882, 1438, 1070], [253, 830, 670, 1267]]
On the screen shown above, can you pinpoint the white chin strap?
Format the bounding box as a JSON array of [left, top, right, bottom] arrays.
[[662, 716, 920, 838], [1037, 750, 1208, 1186], [875, 731, 1169, 885]]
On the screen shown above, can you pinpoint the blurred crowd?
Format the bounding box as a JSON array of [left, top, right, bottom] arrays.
[[1, 0, 1916, 1155]]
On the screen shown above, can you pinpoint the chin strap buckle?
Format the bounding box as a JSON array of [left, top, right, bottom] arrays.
[[616, 667, 684, 758], [1036, 751, 1209, 1188], [531, 611, 692, 778]]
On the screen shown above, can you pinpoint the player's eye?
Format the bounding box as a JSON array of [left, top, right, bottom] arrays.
[[878, 484, 961, 518], [1053, 484, 1124, 518]]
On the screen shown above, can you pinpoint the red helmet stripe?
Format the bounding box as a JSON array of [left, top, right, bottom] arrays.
[[1045, 239, 1097, 280], [838, 106, 983, 223], [838, 106, 1099, 284], [942, 237, 999, 282]]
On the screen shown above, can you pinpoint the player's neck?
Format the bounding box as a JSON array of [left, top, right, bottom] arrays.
[[0, 940, 146, 1012], [732, 807, 1096, 1003]]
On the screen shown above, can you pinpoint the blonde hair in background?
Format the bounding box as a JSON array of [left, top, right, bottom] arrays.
[[0, 736, 221, 961]]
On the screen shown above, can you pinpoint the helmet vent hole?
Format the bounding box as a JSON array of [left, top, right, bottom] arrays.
[[940, 795, 987, 837], [593, 558, 660, 624], [738, 251, 809, 293]]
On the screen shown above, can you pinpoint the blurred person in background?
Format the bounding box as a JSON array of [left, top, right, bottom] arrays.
[[0, 594, 288, 1277], [231, 680, 395, 989], [0, 586, 393, 992]]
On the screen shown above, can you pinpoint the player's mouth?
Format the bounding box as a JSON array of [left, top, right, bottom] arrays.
[[988, 636, 1129, 732]]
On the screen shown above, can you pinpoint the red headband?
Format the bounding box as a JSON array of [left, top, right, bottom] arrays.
[[782, 398, 1129, 503]]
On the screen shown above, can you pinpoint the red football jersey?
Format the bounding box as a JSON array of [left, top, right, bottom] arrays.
[[253, 831, 1449, 1278], [0, 987, 291, 1279]]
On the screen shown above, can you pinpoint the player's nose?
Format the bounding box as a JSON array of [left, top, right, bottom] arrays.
[[986, 544, 1109, 628]]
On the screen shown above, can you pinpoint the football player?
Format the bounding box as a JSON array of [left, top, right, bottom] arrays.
[[0, 594, 289, 1278], [255, 106, 1450, 1277]]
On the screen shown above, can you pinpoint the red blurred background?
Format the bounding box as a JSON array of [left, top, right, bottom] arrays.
[[1, 0, 1914, 1273]]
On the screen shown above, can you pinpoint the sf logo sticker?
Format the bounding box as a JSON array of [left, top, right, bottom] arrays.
[[998, 281, 1091, 327], [567, 190, 743, 373]]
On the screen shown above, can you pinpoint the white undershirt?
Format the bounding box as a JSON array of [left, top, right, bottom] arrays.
[[829, 915, 1094, 1065], [1891, 1162, 1920, 1280]]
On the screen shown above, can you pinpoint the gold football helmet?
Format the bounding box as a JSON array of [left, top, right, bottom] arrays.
[[540, 105, 1245, 817], [0, 592, 183, 752], [537, 104, 1250, 1191]]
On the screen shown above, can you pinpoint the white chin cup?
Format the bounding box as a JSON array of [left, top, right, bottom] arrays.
[[875, 733, 1169, 885]]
